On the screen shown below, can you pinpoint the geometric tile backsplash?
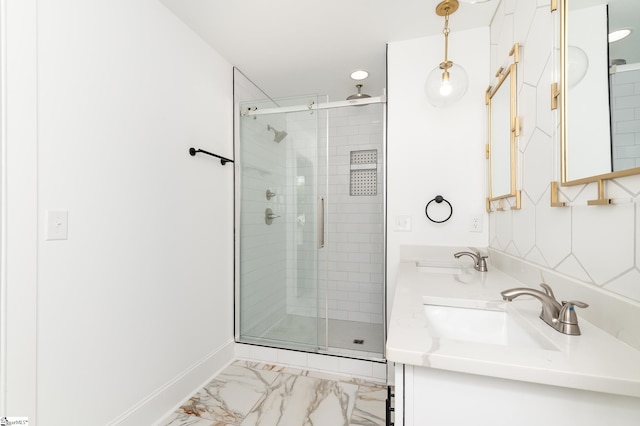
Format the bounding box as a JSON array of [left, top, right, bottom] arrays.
[[489, 0, 640, 303]]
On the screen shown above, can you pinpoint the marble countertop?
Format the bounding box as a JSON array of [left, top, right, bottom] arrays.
[[386, 257, 640, 398]]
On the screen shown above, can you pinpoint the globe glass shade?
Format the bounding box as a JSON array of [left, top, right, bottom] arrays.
[[425, 63, 469, 107], [567, 45, 589, 88]]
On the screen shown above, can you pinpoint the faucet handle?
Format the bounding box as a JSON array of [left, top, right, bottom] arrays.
[[539, 283, 557, 301], [559, 300, 589, 323], [558, 300, 589, 335]]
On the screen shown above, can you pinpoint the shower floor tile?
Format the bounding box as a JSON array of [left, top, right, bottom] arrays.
[[162, 360, 387, 426], [260, 315, 384, 357]]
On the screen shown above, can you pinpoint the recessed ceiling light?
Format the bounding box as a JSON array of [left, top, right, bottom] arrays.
[[350, 70, 369, 81], [609, 28, 632, 43]]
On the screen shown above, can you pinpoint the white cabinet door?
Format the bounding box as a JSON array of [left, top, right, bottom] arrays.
[[397, 363, 640, 425]]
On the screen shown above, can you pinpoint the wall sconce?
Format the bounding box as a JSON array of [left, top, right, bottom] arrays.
[[425, 0, 469, 107]]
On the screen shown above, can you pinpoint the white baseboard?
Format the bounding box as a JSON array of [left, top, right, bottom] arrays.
[[108, 339, 235, 426]]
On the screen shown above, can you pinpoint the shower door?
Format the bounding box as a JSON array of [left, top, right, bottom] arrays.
[[235, 89, 386, 360], [236, 95, 326, 351]]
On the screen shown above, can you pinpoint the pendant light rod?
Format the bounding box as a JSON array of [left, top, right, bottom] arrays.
[[436, 0, 458, 71], [441, 13, 451, 70]]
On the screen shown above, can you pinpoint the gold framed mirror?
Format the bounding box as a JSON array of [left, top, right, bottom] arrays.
[[487, 44, 521, 212], [557, 0, 640, 205]]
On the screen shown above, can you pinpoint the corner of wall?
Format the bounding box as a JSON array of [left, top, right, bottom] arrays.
[[111, 339, 235, 426]]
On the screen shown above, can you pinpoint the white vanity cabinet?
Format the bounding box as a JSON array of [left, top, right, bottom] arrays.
[[387, 250, 640, 426], [394, 363, 640, 426]]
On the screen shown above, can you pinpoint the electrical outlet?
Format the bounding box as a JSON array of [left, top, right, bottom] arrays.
[[469, 215, 482, 233], [394, 215, 412, 232]]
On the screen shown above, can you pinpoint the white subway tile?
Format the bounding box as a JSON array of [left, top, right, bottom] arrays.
[[308, 353, 341, 372], [371, 362, 388, 381], [277, 349, 309, 368], [348, 311, 371, 323], [338, 357, 374, 378], [250, 346, 279, 363]]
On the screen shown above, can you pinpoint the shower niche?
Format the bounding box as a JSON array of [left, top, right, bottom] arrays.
[[234, 72, 386, 360], [350, 149, 378, 196]]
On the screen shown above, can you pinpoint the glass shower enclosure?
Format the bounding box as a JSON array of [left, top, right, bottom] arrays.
[[235, 85, 385, 360]]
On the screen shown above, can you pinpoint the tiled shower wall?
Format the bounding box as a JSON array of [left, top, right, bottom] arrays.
[[489, 0, 640, 303], [239, 106, 289, 337], [284, 103, 385, 325], [284, 105, 322, 319], [241, 100, 385, 332], [321, 104, 385, 324], [611, 67, 640, 170]]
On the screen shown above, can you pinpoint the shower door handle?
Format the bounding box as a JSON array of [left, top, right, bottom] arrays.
[[317, 197, 325, 249]]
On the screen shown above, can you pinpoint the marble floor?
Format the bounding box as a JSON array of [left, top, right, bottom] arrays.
[[161, 359, 388, 426]]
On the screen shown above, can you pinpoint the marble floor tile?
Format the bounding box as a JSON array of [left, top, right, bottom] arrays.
[[241, 373, 359, 426], [177, 363, 280, 424], [162, 360, 387, 426], [162, 412, 220, 426], [349, 384, 387, 426]]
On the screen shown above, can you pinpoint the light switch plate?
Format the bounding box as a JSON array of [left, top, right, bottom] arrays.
[[46, 210, 68, 240]]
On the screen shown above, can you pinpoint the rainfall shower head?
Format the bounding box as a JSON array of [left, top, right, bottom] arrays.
[[347, 84, 371, 101], [267, 125, 288, 143]]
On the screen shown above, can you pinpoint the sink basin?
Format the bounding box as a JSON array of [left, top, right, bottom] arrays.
[[423, 297, 558, 351], [416, 261, 465, 274], [417, 265, 464, 274]]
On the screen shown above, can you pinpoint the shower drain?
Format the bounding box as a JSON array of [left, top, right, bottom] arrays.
[[353, 339, 365, 345]]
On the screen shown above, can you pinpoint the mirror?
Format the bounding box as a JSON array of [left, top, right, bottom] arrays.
[[487, 44, 520, 211], [560, 0, 640, 187]]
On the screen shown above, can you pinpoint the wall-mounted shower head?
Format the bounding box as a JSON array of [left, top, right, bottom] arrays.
[[267, 125, 288, 143]]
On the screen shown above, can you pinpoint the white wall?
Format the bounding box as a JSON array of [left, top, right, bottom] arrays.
[[1, 0, 39, 418], [2, 0, 235, 424], [490, 1, 640, 305], [387, 27, 490, 311]]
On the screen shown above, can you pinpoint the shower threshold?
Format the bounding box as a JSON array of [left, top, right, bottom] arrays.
[[243, 315, 384, 361]]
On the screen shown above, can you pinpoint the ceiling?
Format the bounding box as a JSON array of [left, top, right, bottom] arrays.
[[607, 0, 640, 65], [159, 0, 500, 101]]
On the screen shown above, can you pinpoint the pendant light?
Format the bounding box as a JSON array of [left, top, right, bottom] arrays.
[[425, 0, 469, 107]]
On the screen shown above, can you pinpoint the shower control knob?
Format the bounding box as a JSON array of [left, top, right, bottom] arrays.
[[265, 208, 280, 225]]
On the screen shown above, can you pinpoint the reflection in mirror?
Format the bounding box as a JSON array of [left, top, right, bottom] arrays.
[[490, 70, 511, 196], [609, 0, 640, 172], [561, 0, 640, 184], [487, 44, 520, 211]]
